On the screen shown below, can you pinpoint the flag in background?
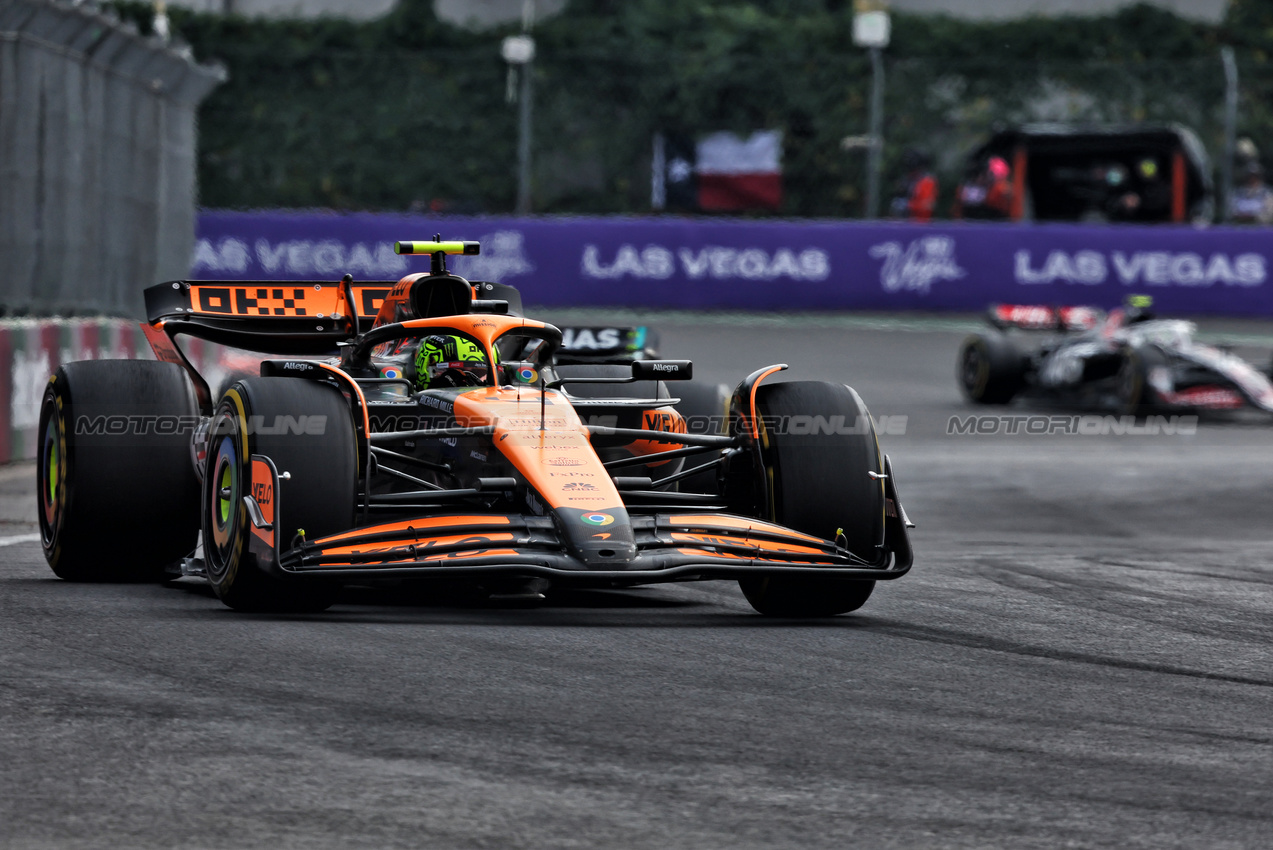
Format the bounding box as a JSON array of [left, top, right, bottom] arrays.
[[652, 130, 783, 213], [695, 130, 783, 211]]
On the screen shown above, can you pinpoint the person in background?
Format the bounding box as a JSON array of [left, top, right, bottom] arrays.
[[1107, 157, 1172, 222], [953, 156, 1012, 220], [889, 149, 938, 222], [1229, 161, 1273, 224]]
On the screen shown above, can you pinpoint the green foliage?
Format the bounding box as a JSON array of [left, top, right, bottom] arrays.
[[106, 0, 1251, 217]]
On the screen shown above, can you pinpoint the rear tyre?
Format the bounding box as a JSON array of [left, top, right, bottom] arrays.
[[958, 332, 1024, 404], [203, 378, 356, 612], [38, 360, 200, 582], [738, 381, 883, 617]]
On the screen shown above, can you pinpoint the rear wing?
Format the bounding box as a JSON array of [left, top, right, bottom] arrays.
[[987, 303, 1102, 332], [147, 280, 393, 322], [144, 280, 398, 354]]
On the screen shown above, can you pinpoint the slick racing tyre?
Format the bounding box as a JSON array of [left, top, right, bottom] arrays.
[[203, 377, 356, 613], [670, 380, 731, 493], [1117, 346, 1168, 416], [38, 360, 200, 581], [738, 381, 883, 617], [958, 332, 1025, 404]]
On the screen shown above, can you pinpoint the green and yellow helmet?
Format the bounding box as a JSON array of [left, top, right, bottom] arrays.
[[414, 335, 490, 390], [1123, 294, 1156, 324]]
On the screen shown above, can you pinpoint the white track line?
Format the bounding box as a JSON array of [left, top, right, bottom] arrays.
[[0, 533, 40, 547]]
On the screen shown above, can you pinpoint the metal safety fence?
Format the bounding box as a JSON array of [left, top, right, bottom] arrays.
[[0, 0, 223, 319]]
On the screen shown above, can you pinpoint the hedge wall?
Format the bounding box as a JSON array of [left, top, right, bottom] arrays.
[[108, 0, 1269, 218]]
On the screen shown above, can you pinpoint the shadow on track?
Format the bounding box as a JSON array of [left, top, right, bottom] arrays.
[[160, 578, 892, 629]]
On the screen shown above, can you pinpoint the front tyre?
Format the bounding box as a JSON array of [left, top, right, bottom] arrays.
[[738, 381, 884, 617], [203, 378, 356, 612], [671, 380, 731, 493], [38, 361, 200, 581], [1117, 346, 1168, 416]]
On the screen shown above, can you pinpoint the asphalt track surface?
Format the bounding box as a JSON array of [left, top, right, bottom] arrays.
[[3, 312, 1273, 849]]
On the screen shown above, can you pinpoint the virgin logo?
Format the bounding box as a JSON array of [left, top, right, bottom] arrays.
[[869, 236, 966, 294]]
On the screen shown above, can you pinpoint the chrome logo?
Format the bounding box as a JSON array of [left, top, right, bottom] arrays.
[[381, 366, 402, 379], [581, 513, 615, 527], [518, 366, 538, 383]]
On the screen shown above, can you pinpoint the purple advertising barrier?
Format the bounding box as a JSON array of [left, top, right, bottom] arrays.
[[194, 211, 1273, 316]]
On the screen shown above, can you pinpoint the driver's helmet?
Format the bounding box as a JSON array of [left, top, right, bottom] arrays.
[[414, 334, 489, 390], [1123, 294, 1156, 324]]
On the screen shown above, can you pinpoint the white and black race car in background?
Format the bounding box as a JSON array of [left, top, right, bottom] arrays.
[[958, 297, 1273, 415]]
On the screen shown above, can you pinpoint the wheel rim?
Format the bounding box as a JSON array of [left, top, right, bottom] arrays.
[[208, 428, 241, 565], [218, 460, 234, 526], [962, 343, 988, 396], [39, 399, 64, 540], [43, 416, 58, 514]]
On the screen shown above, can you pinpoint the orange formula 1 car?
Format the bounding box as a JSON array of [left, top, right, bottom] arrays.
[[37, 239, 913, 617]]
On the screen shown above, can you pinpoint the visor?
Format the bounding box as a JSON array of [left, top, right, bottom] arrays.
[[428, 359, 489, 383]]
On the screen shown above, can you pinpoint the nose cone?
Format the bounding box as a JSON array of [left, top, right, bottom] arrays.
[[555, 506, 637, 566]]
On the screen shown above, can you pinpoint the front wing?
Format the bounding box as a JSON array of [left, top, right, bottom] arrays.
[[243, 456, 912, 585]]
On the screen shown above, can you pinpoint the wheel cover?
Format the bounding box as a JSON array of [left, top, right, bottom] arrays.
[[962, 343, 988, 395], [39, 396, 65, 544], [202, 387, 260, 592], [209, 432, 240, 560], [43, 415, 59, 517], [218, 459, 234, 526]]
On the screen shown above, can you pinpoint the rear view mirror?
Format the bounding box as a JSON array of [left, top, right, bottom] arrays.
[[499, 361, 542, 384]]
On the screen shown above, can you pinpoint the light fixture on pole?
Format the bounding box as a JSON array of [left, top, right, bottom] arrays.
[[852, 0, 890, 219], [502, 1, 537, 215]]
